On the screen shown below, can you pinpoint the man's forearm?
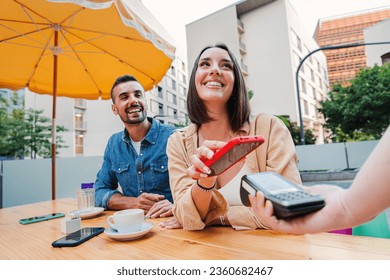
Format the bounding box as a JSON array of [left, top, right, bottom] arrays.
[[107, 193, 138, 210]]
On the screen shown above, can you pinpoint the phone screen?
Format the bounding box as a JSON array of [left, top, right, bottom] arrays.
[[52, 227, 105, 247], [19, 213, 65, 225]]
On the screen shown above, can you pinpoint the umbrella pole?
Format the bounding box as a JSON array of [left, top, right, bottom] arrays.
[[51, 30, 58, 200]]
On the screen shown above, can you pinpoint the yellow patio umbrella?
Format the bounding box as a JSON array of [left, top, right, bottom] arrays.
[[0, 0, 175, 199]]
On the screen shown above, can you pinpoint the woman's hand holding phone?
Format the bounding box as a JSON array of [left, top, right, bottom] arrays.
[[187, 136, 265, 180], [187, 140, 226, 179]]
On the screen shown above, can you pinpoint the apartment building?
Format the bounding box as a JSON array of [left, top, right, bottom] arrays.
[[364, 19, 390, 67], [147, 51, 189, 126], [186, 0, 328, 143], [314, 6, 390, 87]]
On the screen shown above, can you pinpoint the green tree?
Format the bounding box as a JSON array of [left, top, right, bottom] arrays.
[[277, 116, 316, 145], [248, 89, 254, 100], [319, 64, 390, 142], [24, 109, 68, 159], [0, 91, 68, 159], [0, 91, 25, 158], [0, 93, 11, 156]]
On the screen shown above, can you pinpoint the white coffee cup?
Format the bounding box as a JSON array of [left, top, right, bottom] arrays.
[[106, 209, 144, 233]]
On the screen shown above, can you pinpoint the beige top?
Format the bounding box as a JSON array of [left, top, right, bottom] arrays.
[[167, 113, 302, 230], [218, 163, 251, 206]]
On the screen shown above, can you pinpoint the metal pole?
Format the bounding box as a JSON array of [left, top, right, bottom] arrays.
[[295, 41, 390, 145], [52, 29, 58, 200]]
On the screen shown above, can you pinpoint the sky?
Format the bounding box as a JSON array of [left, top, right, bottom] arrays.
[[141, 0, 390, 51]]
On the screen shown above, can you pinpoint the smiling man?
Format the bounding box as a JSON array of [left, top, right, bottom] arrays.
[[94, 74, 176, 219]]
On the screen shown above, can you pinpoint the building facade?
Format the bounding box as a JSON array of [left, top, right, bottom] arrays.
[[186, 0, 329, 143], [314, 6, 390, 87], [147, 52, 189, 126], [364, 19, 390, 67]]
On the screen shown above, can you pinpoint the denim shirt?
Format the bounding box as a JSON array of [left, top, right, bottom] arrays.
[[94, 118, 176, 209]]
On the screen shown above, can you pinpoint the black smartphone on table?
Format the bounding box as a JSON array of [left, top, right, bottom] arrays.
[[240, 172, 325, 219], [52, 227, 105, 247], [201, 135, 265, 176], [19, 212, 65, 225]]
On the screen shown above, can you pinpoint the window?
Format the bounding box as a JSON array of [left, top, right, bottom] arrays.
[[178, 71, 186, 83], [291, 29, 302, 52], [167, 91, 177, 105], [292, 52, 301, 68], [307, 85, 313, 97], [170, 65, 176, 76], [150, 100, 164, 114], [157, 86, 163, 98], [167, 106, 177, 117], [74, 110, 86, 131], [381, 52, 390, 65], [300, 63, 305, 74], [303, 100, 309, 116], [310, 69, 315, 82], [323, 68, 328, 80], [179, 98, 186, 109], [311, 86, 316, 99], [166, 77, 176, 90], [75, 132, 84, 155], [317, 76, 322, 88], [178, 84, 186, 96], [74, 98, 86, 109], [300, 77, 306, 93]]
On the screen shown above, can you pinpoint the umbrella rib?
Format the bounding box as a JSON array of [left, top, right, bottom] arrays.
[[54, 6, 86, 48], [12, 0, 84, 26], [67, 26, 150, 44], [64, 29, 156, 84], [0, 23, 51, 48], [15, 0, 53, 43], [59, 30, 102, 95], [7, 0, 85, 47], [25, 34, 54, 88]]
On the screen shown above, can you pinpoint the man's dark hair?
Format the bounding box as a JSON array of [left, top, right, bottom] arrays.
[[110, 74, 140, 103], [186, 43, 251, 132]]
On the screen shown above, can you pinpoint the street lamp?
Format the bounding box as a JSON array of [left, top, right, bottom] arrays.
[[295, 41, 390, 145]]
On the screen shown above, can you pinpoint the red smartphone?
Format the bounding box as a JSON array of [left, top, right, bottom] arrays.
[[202, 135, 265, 176]]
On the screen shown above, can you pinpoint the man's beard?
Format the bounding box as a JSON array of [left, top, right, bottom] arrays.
[[121, 110, 147, 124]]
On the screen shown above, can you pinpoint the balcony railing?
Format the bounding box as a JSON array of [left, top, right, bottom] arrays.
[[239, 41, 247, 54], [237, 19, 245, 34], [241, 62, 248, 75]]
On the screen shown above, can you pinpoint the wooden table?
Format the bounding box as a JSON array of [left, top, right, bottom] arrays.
[[1, 198, 389, 260]]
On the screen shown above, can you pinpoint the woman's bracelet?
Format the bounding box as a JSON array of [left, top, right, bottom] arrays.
[[196, 180, 216, 192]]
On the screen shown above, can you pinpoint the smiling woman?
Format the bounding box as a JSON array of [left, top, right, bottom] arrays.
[[160, 43, 301, 231]]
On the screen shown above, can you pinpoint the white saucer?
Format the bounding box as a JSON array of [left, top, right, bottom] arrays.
[[104, 222, 153, 241], [68, 207, 104, 219]]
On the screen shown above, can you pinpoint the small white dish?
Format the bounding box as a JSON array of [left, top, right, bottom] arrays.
[[68, 207, 104, 219], [104, 222, 153, 241]]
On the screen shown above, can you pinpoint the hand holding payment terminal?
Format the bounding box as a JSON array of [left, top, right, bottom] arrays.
[[240, 172, 325, 219]]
